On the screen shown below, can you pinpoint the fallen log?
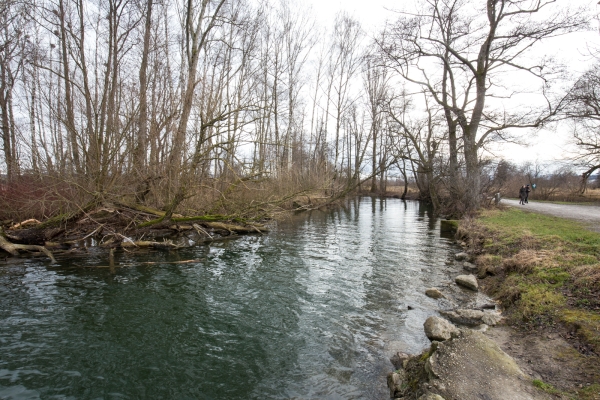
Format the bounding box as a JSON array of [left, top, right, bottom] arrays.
[[0, 227, 56, 263], [3, 227, 63, 245], [85, 259, 203, 268], [121, 240, 182, 250], [204, 221, 269, 234]]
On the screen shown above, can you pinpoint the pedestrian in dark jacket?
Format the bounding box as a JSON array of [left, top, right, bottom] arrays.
[[525, 184, 531, 203], [519, 185, 526, 205]]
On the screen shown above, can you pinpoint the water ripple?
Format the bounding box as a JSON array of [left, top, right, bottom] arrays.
[[0, 198, 472, 399]]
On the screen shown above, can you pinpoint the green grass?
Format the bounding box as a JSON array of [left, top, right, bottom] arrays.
[[532, 379, 563, 395], [478, 208, 600, 255]]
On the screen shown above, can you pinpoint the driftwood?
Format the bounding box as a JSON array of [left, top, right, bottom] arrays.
[[204, 221, 269, 234], [0, 227, 56, 263], [10, 219, 41, 229]]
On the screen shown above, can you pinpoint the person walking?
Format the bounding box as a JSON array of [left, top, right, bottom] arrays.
[[519, 185, 526, 205], [524, 184, 531, 203]]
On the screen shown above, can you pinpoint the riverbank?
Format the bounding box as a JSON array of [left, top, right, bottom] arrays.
[[388, 207, 600, 399], [466, 208, 600, 397]]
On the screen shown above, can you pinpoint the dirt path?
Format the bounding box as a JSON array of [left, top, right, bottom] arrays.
[[501, 198, 600, 232]]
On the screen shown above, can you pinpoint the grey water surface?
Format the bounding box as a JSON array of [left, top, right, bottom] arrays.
[[0, 197, 472, 399]]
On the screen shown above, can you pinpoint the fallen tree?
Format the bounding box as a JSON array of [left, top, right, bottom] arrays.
[[0, 201, 273, 262], [0, 227, 56, 263]]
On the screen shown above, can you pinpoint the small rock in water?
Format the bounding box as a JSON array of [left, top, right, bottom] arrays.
[[407, 305, 414, 310], [425, 288, 444, 299], [454, 252, 468, 261], [455, 274, 478, 291]]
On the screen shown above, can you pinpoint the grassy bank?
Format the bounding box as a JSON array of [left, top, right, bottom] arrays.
[[458, 208, 600, 400], [460, 208, 600, 350]]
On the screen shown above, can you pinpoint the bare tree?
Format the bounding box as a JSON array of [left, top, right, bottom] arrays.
[[378, 0, 589, 213], [0, 0, 30, 180], [564, 63, 600, 192]]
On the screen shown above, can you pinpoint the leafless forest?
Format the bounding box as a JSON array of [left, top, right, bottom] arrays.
[[0, 0, 597, 223]]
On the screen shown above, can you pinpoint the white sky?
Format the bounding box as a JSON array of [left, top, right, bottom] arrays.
[[301, 0, 600, 169]]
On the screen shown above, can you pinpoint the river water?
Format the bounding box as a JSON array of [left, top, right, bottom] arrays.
[[0, 197, 474, 399]]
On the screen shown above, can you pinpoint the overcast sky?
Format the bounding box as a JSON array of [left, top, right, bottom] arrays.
[[301, 0, 600, 168]]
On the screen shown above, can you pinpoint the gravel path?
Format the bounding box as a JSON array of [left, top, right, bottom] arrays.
[[501, 198, 600, 232]]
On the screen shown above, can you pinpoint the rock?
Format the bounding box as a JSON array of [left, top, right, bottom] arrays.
[[423, 316, 460, 341], [439, 309, 503, 326], [425, 288, 444, 299], [455, 274, 478, 291], [387, 369, 407, 398], [423, 330, 548, 400], [390, 352, 411, 370], [418, 393, 446, 400], [454, 252, 468, 261], [439, 309, 485, 326], [482, 312, 503, 326], [462, 261, 478, 273]]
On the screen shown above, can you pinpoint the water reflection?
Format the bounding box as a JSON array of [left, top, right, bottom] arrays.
[[0, 198, 470, 399]]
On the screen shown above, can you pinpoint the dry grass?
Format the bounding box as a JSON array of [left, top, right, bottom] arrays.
[[501, 249, 554, 274], [571, 264, 600, 290]]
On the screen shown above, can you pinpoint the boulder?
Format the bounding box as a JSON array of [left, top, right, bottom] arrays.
[[423, 316, 460, 341], [455, 274, 478, 291], [439, 309, 502, 326], [425, 288, 444, 299], [454, 252, 468, 261], [463, 261, 478, 273]]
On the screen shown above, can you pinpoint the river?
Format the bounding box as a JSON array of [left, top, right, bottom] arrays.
[[0, 197, 474, 399]]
